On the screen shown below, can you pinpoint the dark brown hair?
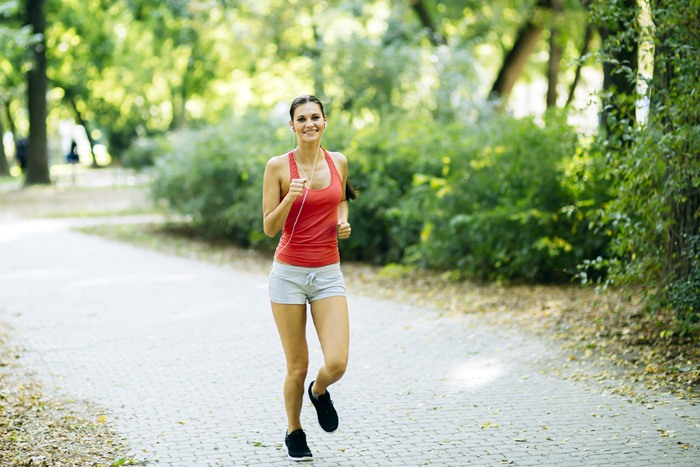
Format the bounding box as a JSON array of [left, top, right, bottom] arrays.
[[289, 95, 325, 120]]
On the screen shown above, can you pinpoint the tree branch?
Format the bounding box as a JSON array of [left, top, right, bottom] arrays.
[[409, 0, 446, 46]]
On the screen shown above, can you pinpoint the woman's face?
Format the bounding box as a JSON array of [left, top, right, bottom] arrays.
[[290, 102, 326, 142]]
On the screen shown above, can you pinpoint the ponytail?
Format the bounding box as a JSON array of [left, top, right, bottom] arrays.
[[345, 180, 358, 201]]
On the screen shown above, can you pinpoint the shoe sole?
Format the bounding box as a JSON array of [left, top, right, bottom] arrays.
[[287, 454, 313, 462]]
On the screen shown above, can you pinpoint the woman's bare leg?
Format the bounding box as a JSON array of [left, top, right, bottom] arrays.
[[271, 302, 309, 433], [309, 296, 349, 395]]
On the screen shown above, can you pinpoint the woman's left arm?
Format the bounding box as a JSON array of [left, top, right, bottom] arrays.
[[338, 200, 350, 235], [335, 152, 351, 240]]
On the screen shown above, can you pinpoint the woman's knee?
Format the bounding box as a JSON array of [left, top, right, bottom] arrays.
[[287, 361, 309, 381], [325, 357, 347, 379]]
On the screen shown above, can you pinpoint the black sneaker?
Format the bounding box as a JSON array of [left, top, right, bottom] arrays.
[[308, 380, 339, 432], [285, 429, 313, 462]]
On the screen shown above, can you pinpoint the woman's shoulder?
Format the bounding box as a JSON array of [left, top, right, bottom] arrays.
[[266, 152, 291, 170], [325, 149, 348, 168]]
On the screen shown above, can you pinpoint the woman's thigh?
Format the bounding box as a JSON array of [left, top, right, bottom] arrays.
[[271, 302, 309, 367], [310, 296, 349, 364]]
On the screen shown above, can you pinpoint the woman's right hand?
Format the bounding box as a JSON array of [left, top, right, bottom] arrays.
[[286, 178, 307, 203]]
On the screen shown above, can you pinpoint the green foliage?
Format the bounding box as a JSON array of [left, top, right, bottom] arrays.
[[589, 0, 700, 333], [666, 265, 700, 336], [148, 110, 608, 284], [151, 114, 286, 249], [4, 0, 600, 170], [0, 1, 42, 101], [395, 113, 608, 282], [339, 114, 448, 263], [121, 135, 172, 170]]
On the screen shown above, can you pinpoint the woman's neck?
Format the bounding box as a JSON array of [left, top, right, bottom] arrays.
[[294, 142, 322, 165]]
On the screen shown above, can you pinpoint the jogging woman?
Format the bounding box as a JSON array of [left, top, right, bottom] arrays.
[[262, 95, 353, 461]]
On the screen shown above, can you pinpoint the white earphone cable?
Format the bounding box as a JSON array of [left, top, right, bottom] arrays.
[[274, 127, 324, 261]]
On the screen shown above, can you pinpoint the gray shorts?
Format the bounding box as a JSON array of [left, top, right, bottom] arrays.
[[269, 261, 346, 305]]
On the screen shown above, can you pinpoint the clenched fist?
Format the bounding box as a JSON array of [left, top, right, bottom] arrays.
[[337, 219, 351, 239], [286, 178, 307, 202]]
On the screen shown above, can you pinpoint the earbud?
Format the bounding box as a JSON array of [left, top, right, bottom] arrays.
[[290, 126, 294, 133]]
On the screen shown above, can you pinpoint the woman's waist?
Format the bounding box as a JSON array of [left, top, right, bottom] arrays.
[[274, 240, 340, 267], [272, 260, 341, 274], [280, 223, 339, 244]]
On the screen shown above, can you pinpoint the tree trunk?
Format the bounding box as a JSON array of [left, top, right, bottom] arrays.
[[546, 0, 564, 109], [597, 0, 638, 135], [25, 0, 51, 186], [169, 69, 188, 130], [312, 23, 326, 102], [650, 12, 672, 127], [170, 38, 197, 131], [489, 0, 556, 105], [0, 114, 9, 176], [170, 63, 185, 130], [2, 97, 17, 141], [68, 96, 100, 167], [409, 0, 446, 46], [566, 23, 594, 107], [546, 30, 561, 108], [2, 97, 20, 172], [489, 22, 543, 102]]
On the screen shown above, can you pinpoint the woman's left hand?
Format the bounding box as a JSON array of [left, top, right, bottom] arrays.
[[337, 219, 351, 239]]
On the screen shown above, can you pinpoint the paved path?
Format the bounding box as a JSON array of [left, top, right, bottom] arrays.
[[0, 214, 699, 466]]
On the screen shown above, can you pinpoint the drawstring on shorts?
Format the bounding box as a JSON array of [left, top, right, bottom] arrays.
[[268, 261, 345, 304], [304, 272, 317, 286]]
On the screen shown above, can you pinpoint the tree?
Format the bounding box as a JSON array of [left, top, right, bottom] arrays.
[[1, 96, 20, 163], [2, 0, 38, 175], [0, 111, 8, 176], [591, 0, 700, 333], [489, 0, 554, 104], [565, 22, 594, 107], [593, 0, 639, 135], [546, 0, 564, 108], [48, 0, 118, 167], [409, 0, 446, 46], [25, 0, 50, 185], [647, 0, 700, 329]]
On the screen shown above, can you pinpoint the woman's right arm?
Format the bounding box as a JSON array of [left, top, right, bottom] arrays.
[[262, 157, 305, 237]]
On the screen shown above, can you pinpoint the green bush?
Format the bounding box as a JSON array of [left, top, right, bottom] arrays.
[[587, 0, 700, 333], [592, 121, 700, 332], [666, 264, 700, 336], [339, 115, 446, 263], [396, 114, 609, 282], [151, 115, 287, 249], [149, 110, 609, 284], [121, 136, 173, 170]]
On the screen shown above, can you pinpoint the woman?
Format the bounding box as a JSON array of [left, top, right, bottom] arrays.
[[262, 95, 353, 462]]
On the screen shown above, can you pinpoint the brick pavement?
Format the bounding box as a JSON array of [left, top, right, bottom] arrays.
[[0, 215, 699, 466]]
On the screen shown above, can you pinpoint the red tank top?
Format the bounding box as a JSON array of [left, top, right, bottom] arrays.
[[275, 148, 343, 267]]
